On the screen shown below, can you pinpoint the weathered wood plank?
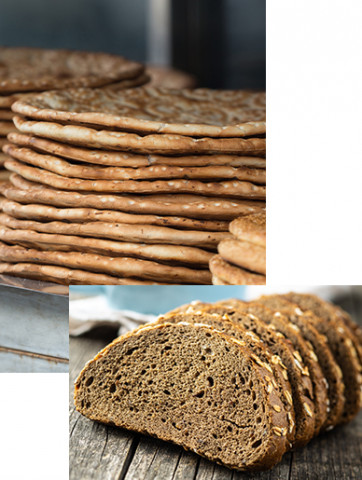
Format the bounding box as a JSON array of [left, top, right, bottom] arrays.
[[0, 285, 68, 359], [0, 350, 68, 373], [289, 418, 362, 480], [172, 450, 199, 480], [70, 411, 137, 480]]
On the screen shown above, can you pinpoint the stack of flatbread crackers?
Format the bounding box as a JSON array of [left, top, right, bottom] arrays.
[[0, 47, 147, 183], [210, 211, 266, 285], [0, 86, 265, 285]]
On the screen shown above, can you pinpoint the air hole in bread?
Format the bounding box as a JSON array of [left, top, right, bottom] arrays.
[[195, 391, 204, 398], [109, 383, 116, 393], [85, 377, 93, 387], [207, 376, 214, 387], [125, 347, 138, 356], [304, 388, 313, 400], [252, 439, 262, 449]]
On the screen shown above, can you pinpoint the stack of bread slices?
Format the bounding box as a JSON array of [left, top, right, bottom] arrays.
[[0, 47, 147, 182], [1, 86, 266, 285], [74, 293, 362, 471], [210, 210, 266, 284]]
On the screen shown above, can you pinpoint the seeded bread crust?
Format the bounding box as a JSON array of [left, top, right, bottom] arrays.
[[333, 305, 362, 349], [159, 310, 295, 448], [256, 295, 331, 434], [74, 322, 289, 471], [321, 302, 362, 368], [179, 301, 313, 448], [282, 293, 362, 424], [214, 300, 316, 448]]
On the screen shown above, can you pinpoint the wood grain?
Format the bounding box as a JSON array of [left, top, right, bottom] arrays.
[[0, 285, 69, 358]]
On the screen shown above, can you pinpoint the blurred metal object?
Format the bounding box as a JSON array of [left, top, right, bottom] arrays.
[[147, 0, 171, 66]]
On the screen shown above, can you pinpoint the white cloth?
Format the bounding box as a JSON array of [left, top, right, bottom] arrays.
[[69, 295, 156, 336]]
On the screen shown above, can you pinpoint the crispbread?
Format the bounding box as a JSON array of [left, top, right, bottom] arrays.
[[218, 238, 266, 274], [4, 158, 266, 198], [100, 73, 150, 90], [229, 211, 266, 246], [0, 93, 27, 108], [209, 255, 266, 285], [0, 121, 16, 136], [0, 109, 13, 120], [146, 65, 196, 88], [4, 176, 265, 220], [8, 133, 266, 167], [0, 213, 230, 248], [13, 116, 266, 155], [0, 153, 8, 166], [0, 169, 10, 181], [0, 262, 160, 285], [0, 225, 213, 266], [12, 87, 265, 137], [212, 275, 230, 285], [0, 199, 230, 231], [3, 144, 266, 183], [0, 47, 144, 92], [0, 241, 211, 284]]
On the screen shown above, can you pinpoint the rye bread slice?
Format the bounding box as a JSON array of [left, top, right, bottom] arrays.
[[212, 300, 316, 448], [281, 293, 362, 424], [256, 295, 333, 433], [176, 301, 313, 448], [159, 311, 295, 447], [74, 322, 289, 471]]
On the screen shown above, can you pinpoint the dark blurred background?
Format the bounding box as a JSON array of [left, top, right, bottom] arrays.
[[0, 0, 265, 89]]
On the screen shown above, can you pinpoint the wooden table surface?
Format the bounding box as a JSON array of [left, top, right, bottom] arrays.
[[70, 292, 362, 480], [0, 285, 69, 373]]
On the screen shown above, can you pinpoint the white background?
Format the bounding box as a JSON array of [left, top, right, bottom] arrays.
[[267, 0, 362, 284], [1, 1, 362, 479], [0, 374, 69, 480]]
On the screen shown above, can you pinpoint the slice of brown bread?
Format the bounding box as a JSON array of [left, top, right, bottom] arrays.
[[159, 311, 295, 447], [333, 305, 362, 349], [179, 301, 314, 448], [282, 293, 362, 364], [74, 322, 289, 471], [213, 300, 316, 448], [281, 293, 362, 424], [256, 295, 333, 433]]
